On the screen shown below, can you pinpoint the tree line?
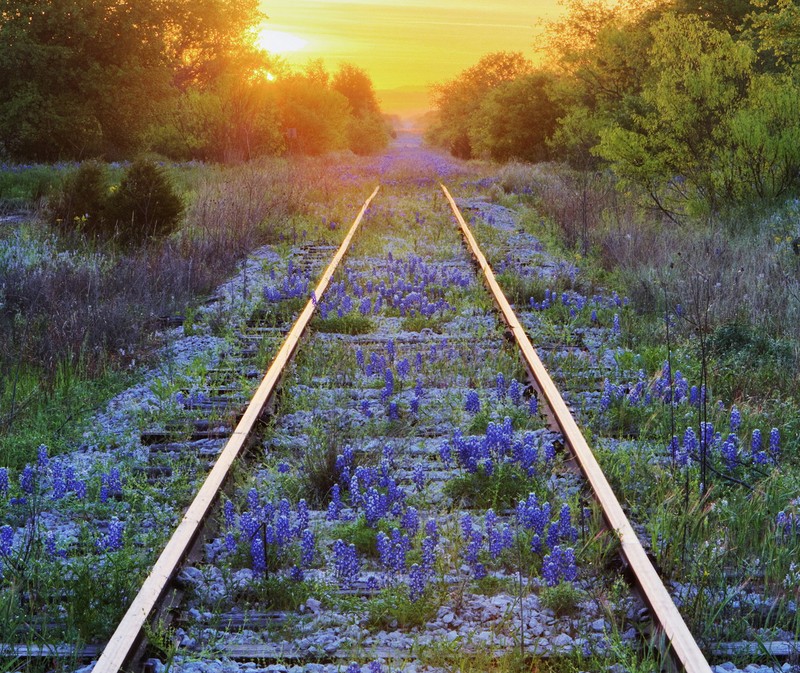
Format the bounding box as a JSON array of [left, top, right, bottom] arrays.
[[426, 0, 800, 218], [0, 0, 389, 162]]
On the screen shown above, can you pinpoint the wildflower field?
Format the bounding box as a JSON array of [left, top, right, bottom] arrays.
[[0, 134, 799, 673]]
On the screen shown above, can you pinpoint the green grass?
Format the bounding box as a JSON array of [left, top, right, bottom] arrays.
[[0, 360, 135, 469], [313, 313, 374, 335], [445, 463, 547, 510]]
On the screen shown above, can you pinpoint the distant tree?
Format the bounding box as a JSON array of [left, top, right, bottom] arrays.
[[468, 72, 563, 162], [427, 52, 533, 158], [596, 13, 755, 216], [669, 0, 753, 33], [276, 75, 351, 155], [0, 0, 265, 160], [332, 64, 382, 117]]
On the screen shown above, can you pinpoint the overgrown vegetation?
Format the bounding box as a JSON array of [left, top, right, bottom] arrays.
[[0, 3, 390, 162]]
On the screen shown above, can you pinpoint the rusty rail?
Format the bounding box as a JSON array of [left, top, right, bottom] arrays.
[[441, 183, 711, 673], [93, 186, 380, 673]]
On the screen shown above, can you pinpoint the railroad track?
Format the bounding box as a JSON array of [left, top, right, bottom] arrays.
[[5, 171, 735, 672]]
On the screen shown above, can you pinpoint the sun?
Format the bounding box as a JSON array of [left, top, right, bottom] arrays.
[[255, 28, 308, 54]]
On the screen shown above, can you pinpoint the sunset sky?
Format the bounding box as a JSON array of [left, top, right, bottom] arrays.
[[258, 0, 564, 113]]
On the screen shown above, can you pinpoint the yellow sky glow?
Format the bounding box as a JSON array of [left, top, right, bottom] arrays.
[[258, 0, 565, 112], [255, 28, 309, 54]]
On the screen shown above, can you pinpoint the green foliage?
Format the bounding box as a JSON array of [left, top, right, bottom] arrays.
[[106, 159, 184, 245], [277, 74, 351, 155], [366, 586, 439, 630], [50, 160, 109, 236], [596, 13, 757, 216], [445, 463, 544, 510], [468, 72, 562, 163], [0, 0, 266, 161], [314, 313, 374, 335], [426, 52, 533, 159], [539, 581, 584, 617]]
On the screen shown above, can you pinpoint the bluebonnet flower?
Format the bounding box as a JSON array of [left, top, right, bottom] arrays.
[[388, 402, 399, 420], [496, 373, 506, 399], [590, 309, 598, 323], [327, 484, 342, 521], [45, 531, 58, 558], [363, 487, 388, 527], [356, 347, 365, 370], [673, 372, 689, 404], [508, 380, 522, 406], [412, 464, 425, 492], [543, 440, 556, 463], [0, 525, 13, 556], [465, 390, 480, 414], [397, 358, 410, 380], [0, 468, 7, 498], [251, 535, 267, 574], [381, 368, 394, 402], [557, 504, 578, 542], [486, 510, 510, 559], [361, 399, 373, 418], [542, 545, 577, 586], [301, 529, 315, 567], [74, 480, 87, 500], [277, 462, 290, 474], [777, 510, 798, 539], [402, 506, 420, 536], [421, 535, 437, 572], [20, 466, 35, 494], [98, 518, 125, 552], [517, 493, 551, 537], [770, 428, 780, 460], [690, 386, 699, 407], [752, 429, 767, 465], [222, 500, 236, 529], [225, 532, 237, 553], [721, 435, 738, 471], [369, 662, 382, 673], [37, 445, 49, 469], [247, 487, 260, 513], [51, 465, 66, 500], [359, 297, 372, 316], [409, 563, 427, 601], [529, 396, 538, 416], [415, 351, 423, 371], [612, 314, 621, 334], [600, 379, 612, 412], [730, 406, 741, 433], [681, 427, 697, 463], [439, 441, 452, 467]]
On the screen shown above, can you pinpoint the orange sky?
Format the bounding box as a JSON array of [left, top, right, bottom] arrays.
[[259, 0, 564, 105]]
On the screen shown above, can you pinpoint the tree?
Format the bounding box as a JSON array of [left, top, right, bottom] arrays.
[[276, 75, 351, 155], [332, 64, 381, 117], [0, 0, 265, 160], [669, 0, 753, 33], [596, 13, 756, 216], [468, 72, 562, 163], [426, 52, 533, 158]]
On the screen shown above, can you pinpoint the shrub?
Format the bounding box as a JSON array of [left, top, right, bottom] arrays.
[[106, 158, 184, 245], [50, 160, 109, 237]]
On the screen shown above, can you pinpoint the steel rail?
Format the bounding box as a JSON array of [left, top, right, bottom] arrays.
[[441, 184, 711, 673], [94, 185, 380, 673]]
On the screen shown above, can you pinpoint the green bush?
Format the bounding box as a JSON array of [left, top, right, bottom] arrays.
[[106, 158, 184, 245], [51, 160, 109, 236]]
